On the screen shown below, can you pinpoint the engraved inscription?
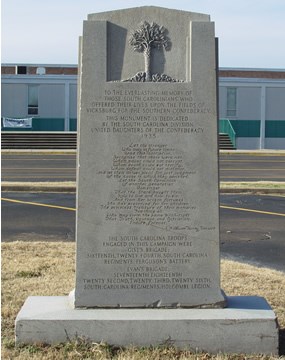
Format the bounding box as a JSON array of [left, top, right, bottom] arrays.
[[83, 234, 213, 291], [98, 143, 196, 226], [82, 85, 218, 298], [87, 88, 208, 138]]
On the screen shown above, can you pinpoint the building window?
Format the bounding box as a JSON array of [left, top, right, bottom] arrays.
[[17, 66, 27, 74], [28, 85, 39, 115], [226, 87, 237, 117]]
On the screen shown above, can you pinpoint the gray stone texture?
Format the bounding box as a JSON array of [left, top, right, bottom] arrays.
[[75, 6, 225, 309], [87, 7, 209, 82], [14, 7, 279, 354], [15, 296, 279, 354]]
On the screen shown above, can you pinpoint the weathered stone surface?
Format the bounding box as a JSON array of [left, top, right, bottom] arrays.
[[75, 6, 225, 308], [14, 7, 279, 354], [88, 7, 209, 82], [15, 296, 279, 354]]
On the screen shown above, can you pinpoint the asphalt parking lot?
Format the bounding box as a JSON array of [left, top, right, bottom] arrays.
[[2, 152, 285, 182], [219, 153, 285, 181], [2, 192, 284, 272]]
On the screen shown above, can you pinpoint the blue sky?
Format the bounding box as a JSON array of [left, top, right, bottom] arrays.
[[1, 0, 285, 68]]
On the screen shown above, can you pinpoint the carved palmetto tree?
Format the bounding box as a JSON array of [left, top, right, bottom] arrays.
[[129, 21, 171, 82]]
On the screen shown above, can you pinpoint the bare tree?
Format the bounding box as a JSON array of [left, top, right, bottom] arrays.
[[129, 21, 171, 82]]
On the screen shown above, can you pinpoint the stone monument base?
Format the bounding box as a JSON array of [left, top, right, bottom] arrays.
[[15, 296, 278, 355]]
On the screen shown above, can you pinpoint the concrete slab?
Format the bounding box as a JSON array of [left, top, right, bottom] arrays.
[[15, 295, 279, 354]]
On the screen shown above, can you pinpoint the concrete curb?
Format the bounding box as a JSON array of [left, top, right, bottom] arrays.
[[2, 182, 285, 194], [1, 184, 76, 193], [1, 149, 77, 155], [2, 149, 285, 156], [220, 188, 285, 194], [219, 150, 285, 156]]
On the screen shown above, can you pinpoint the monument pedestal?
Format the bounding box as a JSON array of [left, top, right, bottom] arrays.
[[15, 296, 278, 354]]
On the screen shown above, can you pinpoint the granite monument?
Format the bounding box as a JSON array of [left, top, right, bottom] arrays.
[[74, 7, 225, 309], [15, 7, 279, 354]]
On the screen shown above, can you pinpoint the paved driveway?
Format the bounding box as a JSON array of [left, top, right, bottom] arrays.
[[2, 192, 284, 272]]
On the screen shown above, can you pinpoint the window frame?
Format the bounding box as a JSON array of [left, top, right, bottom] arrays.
[[27, 84, 39, 116], [226, 87, 237, 118]]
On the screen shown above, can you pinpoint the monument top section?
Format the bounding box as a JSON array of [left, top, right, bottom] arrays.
[[88, 6, 210, 22], [84, 6, 214, 83]]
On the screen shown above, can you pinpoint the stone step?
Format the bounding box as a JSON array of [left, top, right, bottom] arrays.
[[2, 132, 235, 150], [1, 132, 77, 149], [219, 133, 236, 150]]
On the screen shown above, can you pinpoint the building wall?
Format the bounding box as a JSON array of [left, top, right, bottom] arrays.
[[265, 138, 285, 149], [1, 69, 77, 131], [266, 87, 285, 120], [236, 87, 261, 120], [1, 65, 285, 148], [69, 84, 78, 119], [236, 137, 260, 150], [219, 73, 285, 149], [1, 84, 27, 117], [39, 85, 65, 117], [219, 69, 285, 80]]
